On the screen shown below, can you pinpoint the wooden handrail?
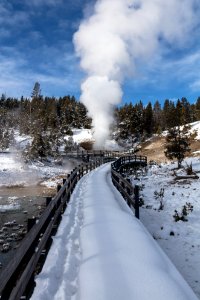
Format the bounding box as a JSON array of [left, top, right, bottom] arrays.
[[0, 155, 114, 299], [111, 155, 147, 172], [111, 155, 147, 219]]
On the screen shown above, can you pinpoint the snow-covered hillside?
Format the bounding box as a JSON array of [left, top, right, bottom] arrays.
[[162, 120, 200, 140], [188, 121, 200, 140], [137, 157, 200, 298], [72, 129, 94, 144], [71, 128, 121, 150]]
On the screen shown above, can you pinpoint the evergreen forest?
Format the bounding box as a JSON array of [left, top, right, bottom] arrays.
[[1, 85, 200, 157]]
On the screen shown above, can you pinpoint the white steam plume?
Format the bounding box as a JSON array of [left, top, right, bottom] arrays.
[[74, 0, 199, 148]]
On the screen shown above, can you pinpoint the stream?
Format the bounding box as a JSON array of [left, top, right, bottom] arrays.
[[0, 185, 55, 270]]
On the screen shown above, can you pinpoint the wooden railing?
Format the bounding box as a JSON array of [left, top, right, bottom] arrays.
[[65, 150, 120, 161], [111, 155, 147, 219], [112, 155, 147, 172], [0, 157, 113, 300]]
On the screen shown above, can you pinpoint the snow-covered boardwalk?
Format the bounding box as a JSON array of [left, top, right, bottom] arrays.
[[31, 163, 198, 300]]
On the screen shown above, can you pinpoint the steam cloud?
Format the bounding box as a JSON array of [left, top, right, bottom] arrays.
[[74, 0, 198, 148]]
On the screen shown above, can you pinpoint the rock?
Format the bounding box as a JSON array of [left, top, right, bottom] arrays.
[[4, 221, 17, 227], [6, 238, 13, 243], [12, 226, 19, 231], [2, 243, 11, 252], [10, 233, 18, 239], [2, 227, 8, 232]]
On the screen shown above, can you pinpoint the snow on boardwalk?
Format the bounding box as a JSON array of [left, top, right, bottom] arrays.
[[31, 163, 198, 300]]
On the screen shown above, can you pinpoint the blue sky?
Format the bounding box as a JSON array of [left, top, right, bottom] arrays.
[[1, 0, 200, 105]]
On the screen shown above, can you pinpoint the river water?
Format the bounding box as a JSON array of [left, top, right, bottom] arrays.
[[0, 185, 55, 269]]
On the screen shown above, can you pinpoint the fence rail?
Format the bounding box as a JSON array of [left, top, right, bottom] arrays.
[[0, 152, 147, 299], [111, 155, 147, 219], [64, 150, 120, 161], [112, 155, 147, 172], [0, 156, 113, 300]]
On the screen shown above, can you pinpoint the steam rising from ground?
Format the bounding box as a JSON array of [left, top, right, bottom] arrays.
[[74, 0, 199, 148], [0, 152, 74, 188]]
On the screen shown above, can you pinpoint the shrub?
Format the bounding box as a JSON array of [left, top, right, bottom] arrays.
[[173, 202, 193, 222], [154, 188, 165, 210], [185, 162, 193, 175]]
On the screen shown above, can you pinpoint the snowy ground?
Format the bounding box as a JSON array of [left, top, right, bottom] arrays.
[[187, 121, 200, 140], [71, 128, 122, 150], [135, 157, 200, 298], [31, 163, 197, 300], [72, 129, 95, 144]]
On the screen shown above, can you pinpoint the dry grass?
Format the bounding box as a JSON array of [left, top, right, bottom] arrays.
[[137, 135, 200, 163]]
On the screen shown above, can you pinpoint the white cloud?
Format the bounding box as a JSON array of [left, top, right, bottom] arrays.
[[190, 79, 200, 92], [0, 47, 81, 97], [128, 49, 200, 96], [162, 50, 200, 92], [0, 1, 30, 43]]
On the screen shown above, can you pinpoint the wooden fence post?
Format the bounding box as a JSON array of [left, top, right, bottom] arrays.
[[56, 184, 62, 215], [57, 184, 61, 193], [134, 185, 140, 219], [66, 174, 71, 201], [27, 218, 36, 232], [62, 178, 66, 196], [46, 197, 52, 207], [62, 179, 67, 211]]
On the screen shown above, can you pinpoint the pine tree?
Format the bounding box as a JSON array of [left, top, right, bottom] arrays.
[[164, 125, 191, 168], [163, 99, 176, 129], [195, 97, 200, 120], [134, 101, 144, 137], [0, 127, 13, 151], [25, 133, 51, 160], [0, 94, 6, 107], [117, 103, 136, 145], [180, 97, 192, 124], [31, 82, 41, 99], [144, 102, 153, 136], [153, 100, 163, 133], [64, 136, 76, 153]]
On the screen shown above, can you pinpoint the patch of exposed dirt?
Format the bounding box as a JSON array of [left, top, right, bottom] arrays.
[[137, 135, 200, 164], [79, 141, 94, 150]]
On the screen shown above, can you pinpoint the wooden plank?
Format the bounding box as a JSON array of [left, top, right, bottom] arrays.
[[175, 175, 199, 180]]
